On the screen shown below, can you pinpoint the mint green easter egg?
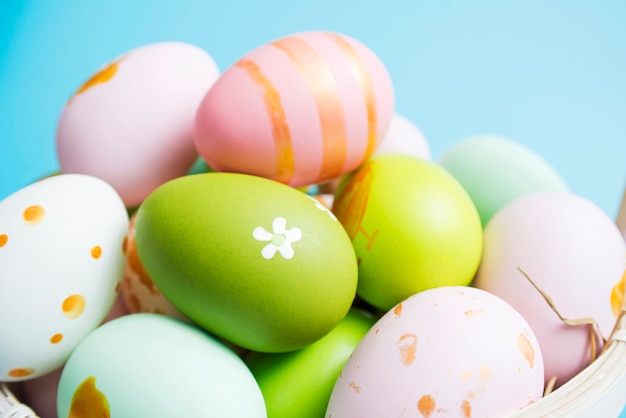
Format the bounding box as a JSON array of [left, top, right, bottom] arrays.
[[57, 314, 266, 417], [333, 154, 483, 311], [438, 135, 569, 227], [134, 173, 357, 353]]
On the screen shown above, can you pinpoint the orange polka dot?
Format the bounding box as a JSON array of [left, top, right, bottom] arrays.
[[62, 294, 86, 319], [23, 205, 45, 224], [8, 368, 34, 378], [51, 333, 63, 344], [0, 234, 7, 247], [91, 246, 102, 259]]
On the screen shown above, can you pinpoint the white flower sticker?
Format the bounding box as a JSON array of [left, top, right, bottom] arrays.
[[306, 195, 337, 221], [253, 217, 302, 260]]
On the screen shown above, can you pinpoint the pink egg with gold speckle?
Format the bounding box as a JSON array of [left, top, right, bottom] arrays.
[[326, 286, 544, 418], [0, 174, 128, 381], [194, 31, 395, 187], [57, 41, 220, 208]]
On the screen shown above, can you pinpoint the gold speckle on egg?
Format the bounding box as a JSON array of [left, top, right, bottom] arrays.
[[517, 331, 535, 369], [62, 294, 86, 319], [397, 333, 418, 366], [0, 234, 7, 247], [464, 307, 485, 317], [417, 394, 436, 418], [461, 370, 472, 381], [69, 376, 111, 418], [8, 368, 34, 378], [23, 205, 45, 224], [394, 303, 403, 317], [348, 381, 361, 394], [461, 400, 472, 417], [74, 57, 124, 97], [50, 333, 63, 344], [479, 365, 493, 379]]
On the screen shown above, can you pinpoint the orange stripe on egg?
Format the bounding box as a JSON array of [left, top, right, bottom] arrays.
[[325, 33, 378, 160], [236, 59, 295, 184], [272, 36, 348, 181], [0, 234, 7, 247]]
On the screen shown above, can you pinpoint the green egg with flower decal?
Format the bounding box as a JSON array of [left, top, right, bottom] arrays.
[[134, 172, 358, 353]]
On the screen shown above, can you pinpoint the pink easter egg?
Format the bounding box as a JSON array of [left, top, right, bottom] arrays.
[[473, 191, 626, 388], [194, 31, 395, 187], [57, 42, 220, 208]]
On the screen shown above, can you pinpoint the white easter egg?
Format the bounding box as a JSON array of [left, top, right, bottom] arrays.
[[0, 174, 129, 381]]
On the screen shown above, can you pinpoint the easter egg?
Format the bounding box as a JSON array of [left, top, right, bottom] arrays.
[[134, 172, 358, 352], [438, 135, 569, 227], [56, 313, 266, 417], [372, 113, 430, 160], [326, 286, 545, 418], [57, 41, 220, 208], [244, 308, 377, 418], [119, 213, 188, 321], [0, 174, 128, 381], [194, 31, 395, 187], [332, 154, 483, 311], [473, 191, 626, 387]]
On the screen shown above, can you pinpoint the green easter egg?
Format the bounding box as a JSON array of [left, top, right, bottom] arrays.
[[332, 154, 483, 311], [438, 135, 569, 226], [245, 308, 377, 418], [134, 172, 358, 353]]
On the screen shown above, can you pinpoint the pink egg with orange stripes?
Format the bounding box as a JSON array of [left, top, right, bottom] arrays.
[[0, 174, 129, 381], [194, 31, 395, 187]]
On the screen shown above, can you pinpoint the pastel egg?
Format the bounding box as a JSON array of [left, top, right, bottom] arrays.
[[134, 172, 358, 352], [56, 313, 266, 417], [119, 213, 188, 321], [194, 31, 395, 187], [438, 135, 569, 227], [473, 191, 626, 387], [245, 308, 377, 418], [332, 154, 483, 311], [372, 113, 431, 160], [326, 286, 545, 418], [57, 41, 220, 208], [0, 174, 128, 381]]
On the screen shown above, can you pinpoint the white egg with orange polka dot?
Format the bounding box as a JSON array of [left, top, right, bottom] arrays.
[[0, 174, 129, 382]]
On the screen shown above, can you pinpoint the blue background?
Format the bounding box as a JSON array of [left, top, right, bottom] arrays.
[[0, 0, 625, 413], [1, 0, 625, 219]]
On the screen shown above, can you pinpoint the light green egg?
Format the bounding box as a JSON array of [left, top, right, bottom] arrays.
[[244, 307, 377, 418], [438, 135, 569, 227], [134, 172, 358, 353], [333, 154, 483, 311], [56, 313, 266, 417]]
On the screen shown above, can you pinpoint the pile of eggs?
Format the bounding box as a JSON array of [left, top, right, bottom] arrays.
[[1, 31, 625, 418]]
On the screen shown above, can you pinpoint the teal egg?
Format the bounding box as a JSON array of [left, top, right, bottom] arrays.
[[134, 172, 358, 353], [56, 313, 266, 417], [438, 135, 569, 227]]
